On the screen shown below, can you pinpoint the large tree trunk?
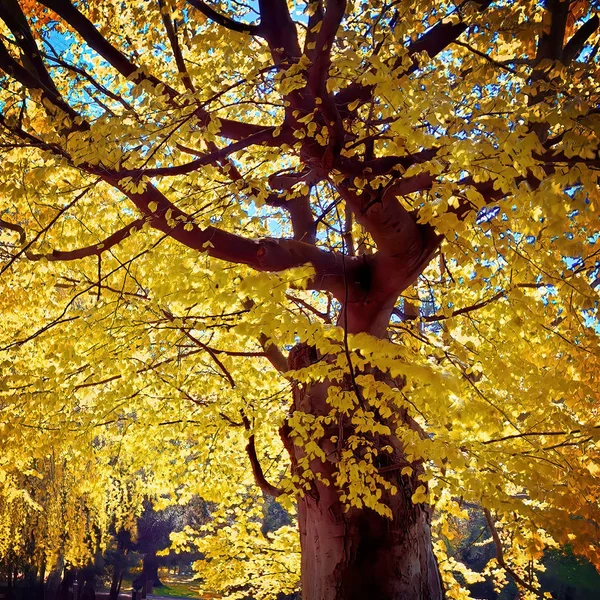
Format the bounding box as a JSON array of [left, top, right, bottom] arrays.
[[286, 336, 443, 600], [297, 481, 442, 600]]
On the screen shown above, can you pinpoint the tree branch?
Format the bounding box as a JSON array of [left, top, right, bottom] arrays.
[[398, 283, 545, 323], [306, 0, 347, 161], [162, 309, 236, 388], [0, 0, 61, 97], [187, 0, 260, 35], [335, 147, 439, 178], [0, 36, 81, 127], [563, 15, 600, 64], [115, 127, 284, 178], [482, 425, 599, 445], [159, 0, 195, 93], [258, 334, 289, 374], [242, 413, 284, 497], [335, 179, 425, 261], [108, 179, 351, 297], [39, 0, 178, 97], [43, 51, 134, 113], [286, 293, 331, 324], [0, 217, 26, 245], [25, 219, 144, 262], [266, 191, 317, 245], [335, 1, 492, 114], [483, 509, 545, 599], [257, 0, 301, 64], [407, 1, 492, 61], [39, 0, 268, 140]]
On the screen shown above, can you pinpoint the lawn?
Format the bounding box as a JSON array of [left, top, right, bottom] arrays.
[[117, 571, 221, 599], [151, 575, 203, 598]]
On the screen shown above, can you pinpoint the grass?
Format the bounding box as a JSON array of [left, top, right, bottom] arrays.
[[149, 570, 222, 599], [114, 573, 208, 599], [151, 576, 202, 598]]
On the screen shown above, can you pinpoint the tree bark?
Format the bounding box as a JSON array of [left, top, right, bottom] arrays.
[[296, 482, 442, 600], [142, 552, 161, 588], [286, 322, 443, 599], [108, 567, 121, 600], [44, 557, 63, 600]]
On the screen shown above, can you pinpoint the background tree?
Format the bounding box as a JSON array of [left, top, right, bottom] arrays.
[[0, 0, 600, 599], [0, 447, 141, 599]]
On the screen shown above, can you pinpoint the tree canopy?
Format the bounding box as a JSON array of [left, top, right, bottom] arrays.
[[0, 0, 600, 598]]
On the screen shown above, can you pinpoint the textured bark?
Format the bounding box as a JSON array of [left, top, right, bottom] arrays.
[[298, 486, 442, 600], [287, 341, 444, 600]]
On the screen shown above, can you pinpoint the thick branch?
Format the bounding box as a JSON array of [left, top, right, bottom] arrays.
[[563, 15, 600, 65], [334, 148, 439, 178], [0, 36, 81, 126], [306, 0, 347, 159], [25, 219, 144, 262], [266, 190, 316, 244], [0, 0, 61, 97], [407, 1, 491, 64], [536, 0, 570, 64], [187, 0, 260, 35], [108, 179, 352, 297], [258, 334, 289, 374], [528, 0, 570, 142], [0, 113, 334, 293], [257, 0, 301, 64], [335, 179, 425, 262]]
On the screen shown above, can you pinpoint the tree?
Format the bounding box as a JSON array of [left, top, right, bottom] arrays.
[[0, 0, 599, 598], [133, 501, 188, 590], [0, 446, 141, 600]]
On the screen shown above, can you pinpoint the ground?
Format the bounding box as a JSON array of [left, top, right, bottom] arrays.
[[103, 570, 219, 599]]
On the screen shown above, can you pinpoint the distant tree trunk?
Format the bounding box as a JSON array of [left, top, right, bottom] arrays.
[[44, 556, 63, 600], [142, 552, 161, 588], [285, 317, 444, 599], [57, 568, 75, 600], [5, 566, 14, 600], [108, 567, 121, 600], [80, 574, 96, 600], [37, 560, 46, 600]]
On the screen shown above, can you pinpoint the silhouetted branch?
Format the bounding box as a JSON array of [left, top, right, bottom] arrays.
[[187, 0, 260, 35], [484, 509, 545, 599]]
